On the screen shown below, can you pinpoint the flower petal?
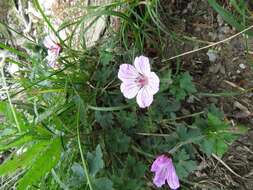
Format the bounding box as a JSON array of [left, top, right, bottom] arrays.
[[136, 87, 153, 108], [151, 155, 170, 172], [153, 169, 167, 188], [147, 72, 160, 94], [46, 52, 58, 68], [134, 55, 151, 75], [166, 160, 180, 190], [43, 33, 59, 49], [118, 64, 139, 83], [120, 82, 140, 99]]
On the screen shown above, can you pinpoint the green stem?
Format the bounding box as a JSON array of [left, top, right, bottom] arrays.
[[168, 135, 205, 154], [76, 106, 93, 190], [33, 0, 66, 47], [87, 103, 134, 111], [0, 67, 21, 132]]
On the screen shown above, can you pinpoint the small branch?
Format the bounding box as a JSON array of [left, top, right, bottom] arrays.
[[212, 153, 244, 179], [162, 25, 253, 63]]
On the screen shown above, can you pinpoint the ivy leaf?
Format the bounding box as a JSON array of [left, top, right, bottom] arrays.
[[87, 145, 104, 177]]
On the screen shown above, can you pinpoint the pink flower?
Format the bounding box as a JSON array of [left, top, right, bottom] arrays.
[[151, 155, 180, 190], [43, 33, 62, 68], [118, 55, 159, 108]]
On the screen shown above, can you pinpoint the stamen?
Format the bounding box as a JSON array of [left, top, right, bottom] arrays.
[[137, 75, 148, 87]]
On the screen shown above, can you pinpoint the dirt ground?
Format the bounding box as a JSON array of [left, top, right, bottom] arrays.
[[160, 0, 253, 189]]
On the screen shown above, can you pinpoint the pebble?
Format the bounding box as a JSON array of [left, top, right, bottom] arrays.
[[207, 50, 217, 62], [239, 63, 246, 69]]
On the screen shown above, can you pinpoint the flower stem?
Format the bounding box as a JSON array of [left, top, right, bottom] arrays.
[[76, 106, 93, 190], [0, 66, 21, 132]]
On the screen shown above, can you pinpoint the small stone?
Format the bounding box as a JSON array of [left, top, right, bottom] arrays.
[[207, 50, 218, 62], [236, 70, 241, 74], [239, 63, 246, 69], [217, 15, 224, 26]]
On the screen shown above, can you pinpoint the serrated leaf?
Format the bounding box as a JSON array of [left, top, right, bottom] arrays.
[[95, 112, 114, 128], [174, 150, 197, 178], [199, 138, 214, 157], [0, 140, 49, 176], [17, 138, 62, 189], [68, 163, 86, 188], [208, 104, 224, 119], [87, 145, 104, 177], [0, 102, 29, 131], [100, 50, 113, 66], [94, 177, 114, 190], [116, 111, 137, 129], [213, 137, 228, 157], [160, 69, 173, 92], [207, 113, 228, 131], [179, 72, 196, 94], [106, 128, 130, 153], [0, 134, 33, 151]]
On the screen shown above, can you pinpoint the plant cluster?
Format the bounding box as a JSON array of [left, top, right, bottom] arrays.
[[0, 0, 248, 189]]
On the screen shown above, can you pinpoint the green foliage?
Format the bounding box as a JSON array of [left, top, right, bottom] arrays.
[[94, 177, 114, 190], [170, 72, 197, 101], [95, 112, 114, 128], [116, 111, 137, 129], [0, 140, 49, 176], [0, 102, 29, 131], [194, 110, 239, 157], [17, 138, 62, 189], [87, 145, 104, 177], [208, 0, 253, 35], [105, 128, 130, 153], [0, 1, 247, 189], [174, 149, 197, 178], [112, 156, 146, 190]]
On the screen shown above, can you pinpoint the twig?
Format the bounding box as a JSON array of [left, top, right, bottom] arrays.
[[168, 135, 205, 154], [162, 25, 253, 63], [211, 153, 244, 179]]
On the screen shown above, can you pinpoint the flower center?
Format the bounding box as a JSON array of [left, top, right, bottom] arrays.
[[50, 44, 61, 54], [137, 75, 148, 87]]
